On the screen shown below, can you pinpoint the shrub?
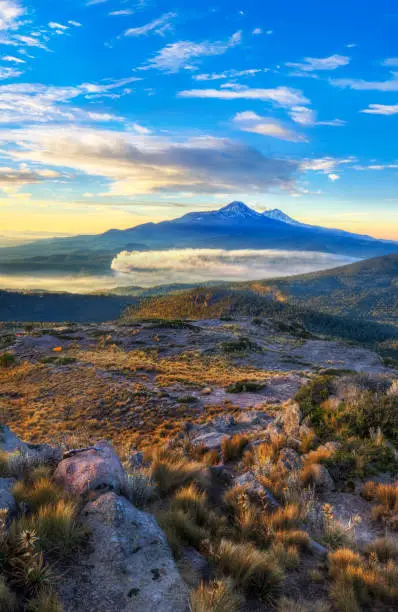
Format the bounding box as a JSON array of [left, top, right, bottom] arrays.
[[226, 381, 265, 393], [122, 471, 156, 509], [12, 478, 62, 512], [0, 575, 17, 611], [151, 456, 205, 496], [0, 353, 16, 369], [218, 337, 262, 354], [189, 579, 242, 612], [221, 435, 249, 462], [11, 500, 85, 558], [9, 530, 54, 596], [269, 542, 299, 569], [28, 589, 63, 612], [365, 537, 398, 563], [213, 539, 283, 602], [156, 509, 207, 556], [361, 482, 398, 528]]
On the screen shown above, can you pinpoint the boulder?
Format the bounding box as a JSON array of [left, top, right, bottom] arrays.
[[234, 471, 279, 510], [0, 478, 16, 516], [191, 431, 227, 451], [278, 448, 303, 472], [315, 465, 335, 492], [59, 492, 188, 612], [281, 400, 301, 437], [53, 441, 125, 497]]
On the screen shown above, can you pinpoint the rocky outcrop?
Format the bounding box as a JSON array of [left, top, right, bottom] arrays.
[[59, 492, 189, 612], [234, 472, 280, 510], [53, 441, 125, 497]]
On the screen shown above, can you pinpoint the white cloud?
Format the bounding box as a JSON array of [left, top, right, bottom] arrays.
[[331, 72, 398, 91], [289, 105, 345, 127], [2, 54, 24, 62], [68, 21, 82, 27], [145, 31, 242, 73], [0, 78, 140, 124], [361, 103, 398, 115], [0, 126, 298, 197], [328, 173, 340, 181], [301, 157, 354, 173], [109, 10, 133, 16], [0, 65, 22, 78], [193, 68, 264, 81], [111, 248, 355, 286], [124, 12, 176, 37], [252, 28, 262, 35], [286, 54, 350, 72], [233, 111, 307, 142], [178, 85, 309, 108], [0, 1, 24, 32], [48, 22, 69, 31]]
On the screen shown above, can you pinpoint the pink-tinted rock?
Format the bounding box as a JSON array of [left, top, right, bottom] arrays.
[[54, 441, 125, 497]]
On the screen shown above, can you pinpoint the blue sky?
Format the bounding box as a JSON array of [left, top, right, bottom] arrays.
[[0, 0, 397, 239]]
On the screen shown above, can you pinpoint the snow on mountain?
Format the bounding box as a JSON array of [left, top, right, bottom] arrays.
[[262, 209, 301, 226], [217, 201, 262, 219]]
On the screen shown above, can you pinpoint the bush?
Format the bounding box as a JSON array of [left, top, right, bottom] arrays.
[[122, 472, 156, 509], [189, 579, 242, 612], [11, 500, 85, 557], [221, 435, 249, 462], [151, 457, 205, 496], [12, 477, 62, 513], [226, 381, 265, 393], [365, 537, 398, 563], [0, 353, 16, 369], [28, 589, 63, 612], [213, 539, 283, 602]]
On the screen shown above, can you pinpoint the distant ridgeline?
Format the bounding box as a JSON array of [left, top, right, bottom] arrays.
[[0, 202, 397, 275]]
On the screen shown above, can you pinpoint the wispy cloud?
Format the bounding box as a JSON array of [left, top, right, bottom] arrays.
[[193, 68, 265, 81], [300, 157, 354, 173], [286, 54, 350, 73], [331, 72, 398, 91], [2, 53, 24, 62], [178, 85, 309, 108], [233, 111, 307, 142], [361, 103, 398, 115], [145, 31, 242, 73], [289, 105, 345, 127], [124, 12, 176, 37]]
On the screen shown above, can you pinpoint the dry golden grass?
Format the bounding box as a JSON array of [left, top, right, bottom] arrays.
[[304, 445, 334, 465], [12, 477, 63, 513], [151, 455, 207, 496], [329, 547, 398, 610], [365, 537, 398, 562], [213, 538, 284, 602], [361, 481, 398, 529], [221, 434, 249, 462], [71, 348, 273, 388], [0, 347, 275, 451], [189, 579, 242, 612]]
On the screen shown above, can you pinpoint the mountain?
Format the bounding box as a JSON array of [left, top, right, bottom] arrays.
[[0, 202, 396, 275], [262, 208, 301, 225]]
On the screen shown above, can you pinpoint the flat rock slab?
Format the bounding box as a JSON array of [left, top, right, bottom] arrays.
[[59, 492, 189, 612]]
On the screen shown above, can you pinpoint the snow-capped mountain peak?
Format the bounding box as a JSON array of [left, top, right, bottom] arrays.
[[262, 208, 301, 226], [218, 201, 261, 218]]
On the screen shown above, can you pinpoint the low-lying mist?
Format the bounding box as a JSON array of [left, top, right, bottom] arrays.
[[0, 249, 356, 294]]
